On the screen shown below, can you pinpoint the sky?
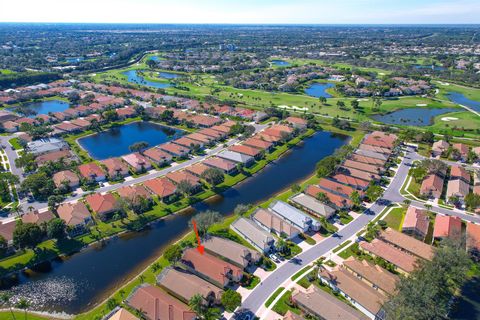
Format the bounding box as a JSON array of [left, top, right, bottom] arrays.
[[1, 0, 479, 24]]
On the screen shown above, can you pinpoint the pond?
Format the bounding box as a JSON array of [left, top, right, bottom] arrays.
[[271, 60, 291, 67], [9, 100, 70, 118], [122, 70, 172, 89], [413, 64, 445, 71], [446, 91, 480, 113], [2, 131, 348, 314], [304, 83, 335, 98], [66, 57, 84, 63], [450, 277, 480, 320], [78, 121, 183, 160], [371, 107, 458, 126], [149, 55, 160, 61], [158, 71, 182, 79]]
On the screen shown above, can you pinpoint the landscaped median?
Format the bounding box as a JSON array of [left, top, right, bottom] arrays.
[[0, 129, 315, 278]]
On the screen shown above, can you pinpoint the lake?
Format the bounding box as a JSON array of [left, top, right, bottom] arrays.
[[371, 107, 458, 126], [271, 60, 291, 67], [10, 100, 70, 118], [66, 57, 84, 63], [78, 121, 183, 160], [414, 64, 445, 71], [446, 91, 480, 113], [122, 70, 172, 89], [305, 83, 335, 98], [3, 131, 348, 314], [158, 71, 182, 79], [149, 56, 160, 61]]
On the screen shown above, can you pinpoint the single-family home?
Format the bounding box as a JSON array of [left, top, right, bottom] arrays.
[[185, 162, 210, 177], [402, 206, 430, 240], [446, 179, 470, 203], [243, 137, 274, 152], [466, 222, 480, 257], [117, 185, 152, 204], [101, 158, 130, 179], [53, 170, 80, 190], [27, 138, 69, 156], [85, 193, 119, 221], [143, 147, 172, 166], [359, 240, 418, 275], [229, 144, 264, 159], [158, 142, 190, 158], [420, 174, 444, 199], [450, 165, 471, 183], [57, 202, 92, 235], [78, 162, 106, 182], [231, 217, 276, 253], [217, 150, 255, 167], [432, 140, 449, 157], [452, 143, 470, 161], [203, 157, 238, 175], [0, 220, 17, 245], [433, 215, 463, 243], [285, 116, 307, 129], [378, 228, 435, 261], [143, 177, 177, 203], [21, 209, 55, 225], [122, 153, 152, 173]]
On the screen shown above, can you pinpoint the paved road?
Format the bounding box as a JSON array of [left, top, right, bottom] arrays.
[[14, 122, 269, 212], [0, 134, 23, 181]]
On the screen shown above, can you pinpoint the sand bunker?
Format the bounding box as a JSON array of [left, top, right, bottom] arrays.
[[278, 105, 309, 111], [416, 104, 428, 107], [441, 117, 459, 122]]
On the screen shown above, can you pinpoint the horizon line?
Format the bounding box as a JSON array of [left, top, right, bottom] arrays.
[[0, 22, 479, 26]]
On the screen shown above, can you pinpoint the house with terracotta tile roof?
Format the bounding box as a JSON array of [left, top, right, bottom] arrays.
[[318, 266, 387, 320], [173, 137, 204, 149], [202, 235, 261, 269], [318, 178, 363, 198], [433, 215, 463, 243], [54, 122, 82, 133], [330, 173, 370, 190], [450, 165, 471, 183], [143, 177, 177, 203], [166, 171, 201, 190], [379, 228, 435, 261], [256, 132, 282, 144], [78, 162, 106, 182], [185, 133, 214, 145], [203, 156, 238, 175], [285, 116, 307, 129], [362, 131, 397, 150], [157, 267, 223, 305], [190, 115, 222, 128], [180, 248, 243, 287], [355, 147, 390, 160], [210, 124, 231, 134], [85, 193, 119, 221], [432, 140, 450, 157], [185, 162, 210, 177], [252, 208, 301, 240], [350, 154, 386, 166], [105, 307, 138, 320], [446, 179, 470, 204], [337, 166, 381, 182], [115, 107, 136, 119], [101, 158, 130, 179], [291, 286, 368, 320], [402, 206, 430, 240], [122, 153, 152, 173], [466, 222, 480, 257], [127, 284, 196, 320], [53, 170, 80, 189], [420, 174, 444, 199], [343, 257, 399, 296], [0, 220, 16, 245], [243, 137, 274, 152], [158, 142, 190, 158], [143, 147, 172, 166], [360, 240, 418, 274], [452, 143, 470, 161], [229, 144, 263, 159], [198, 128, 225, 140], [231, 217, 275, 253], [2, 120, 20, 132], [35, 150, 75, 166], [69, 118, 91, 129], [117, 185, 152, 204], [21, 210, 55, 225], [305, 185, 352, 210], [343, 159, 383, 175], [57, 202, 92, 235]]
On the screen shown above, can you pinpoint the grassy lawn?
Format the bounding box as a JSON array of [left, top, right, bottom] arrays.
[[265, 287, 285, 307], [383, 207, 406, 231], [333, 240, 352, 253], [0, 311, 52, 320], [427, 111, 480, 139], [338, 242, 359, 260], [291, 266, 312, 281], [272, 289, 301, 316], [8, 137, 23, 150]]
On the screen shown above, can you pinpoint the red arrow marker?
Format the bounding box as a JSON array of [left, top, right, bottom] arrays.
[[192, 219, 204, 254]]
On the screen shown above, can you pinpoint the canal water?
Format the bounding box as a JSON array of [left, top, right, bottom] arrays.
[[304, 83, 335, 98], [2, 131, 348, 314], [78, 121, 183, 160], [122, 70, 172, 89], [446, 91, 480, 113], [371, 107, 458, 126]]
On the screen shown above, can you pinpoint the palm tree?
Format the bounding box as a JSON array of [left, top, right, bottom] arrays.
[[0, 293, 16, 320], [15, 298, 30, 320], [11, 204, 23, 217], [27, 206, 34, 213]]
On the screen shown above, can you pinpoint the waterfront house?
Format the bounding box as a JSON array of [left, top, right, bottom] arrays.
[[127, 284, 196, 320], [157, 267, 223, 305], [117, 184, 152, 204], [57, 201, 92, 235], [337, 166, 381, 182], [158, 142, 190, 158], [360, 240, 418, 274], [229, 144, 264, 159], [289, 193, 336, 219], [252, 208, 301, 240], [166, 171, 202, 190], [433, 215, 463, 243], [143, 147, 172, 166], [202, 236, 261, 269], [144, 177, 177, 203], [330, 173, 370, 190], [217, 150, 255, 167], [21, 209, 55, 225], [318, 178, 363, 199], [85, 193, 119, 221], [292, 285, 369, 320], [78, 162, 106, 182], [343, 159, 383, 175], [53, 170, 80, 189], [285, 116, 307, 129], [203, 156, 238, 175], [305, 185, 352, 210], [231, 217, 276, 253], [269, 200, 321, 232], [122, 153, 152, 173], [243, 137, 274, 152], [318, 267, 387, 320], [363, 131, 397, 150], [185, 162, 210, 177], [402, 206, 430, 240], [105, 307, 138, 320], [101, 158, 130, 179], [180, 248, 243, 288]]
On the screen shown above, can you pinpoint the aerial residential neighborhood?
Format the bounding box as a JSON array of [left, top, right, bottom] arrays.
[[0, 2, 479, 320]]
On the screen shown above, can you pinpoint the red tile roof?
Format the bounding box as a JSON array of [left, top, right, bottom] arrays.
[[229, 144, 262, 157], [467, 222, 480, 253], [360, 240, 418, 273], [144, 177, 177, 198], [243, 137, 273, 150], [85, 193, 118, 215], [78, 162, 105, 180], [433, 215, 462, 241], [402, 206, 429, 237], [166, 171, 200, 186]]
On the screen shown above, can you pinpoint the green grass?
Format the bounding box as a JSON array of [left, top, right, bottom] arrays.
[[333, 240, 352, 253], [272, 289, 301, 316], [291, 266, 312, 281], [265, 287, 285, 307], [0, 311, 51, 320], [383, 207, 406, 231], [8, 138, 23, 150], [298, 273, 314, 289], [338, 242, 359, 259], [244, 275, 260, 289]]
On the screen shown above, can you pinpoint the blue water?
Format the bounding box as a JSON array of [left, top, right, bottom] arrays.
[[66, 57, 84, 63], [414, 64, 445, 71], [122, 70, 172, 89], [371, 108, 458, 126], [10, 100, 70, 118], [78, 122, 183, 160], [158, 72, 182, 79], [149, 56, 160, 61], [272, 60, 291, 67], [446, 91, 480, 113], [305, 83, 335, 98]]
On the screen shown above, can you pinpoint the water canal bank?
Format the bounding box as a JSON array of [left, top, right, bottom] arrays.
[[2, 131, 348, 315]]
